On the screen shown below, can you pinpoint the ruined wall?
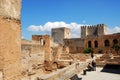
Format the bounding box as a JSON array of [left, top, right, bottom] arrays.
[[0, 0, 21, 80], [21, 40, 44, 77], [64, 38, 84, 53], [32, 35, 51, 61], [52, 27, 71, 45]]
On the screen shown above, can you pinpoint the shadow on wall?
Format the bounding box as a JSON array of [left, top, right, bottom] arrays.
[[101, 64, 120, 74]]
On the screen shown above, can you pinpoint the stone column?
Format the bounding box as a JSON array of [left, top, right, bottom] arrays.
[[0, 0, 22, 80]]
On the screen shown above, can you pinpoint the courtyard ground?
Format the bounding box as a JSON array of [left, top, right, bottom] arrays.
[[77, 67, 120, 80]]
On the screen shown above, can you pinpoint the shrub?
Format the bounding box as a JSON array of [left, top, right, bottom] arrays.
[[84, 48, 92, 53], [113, 44, 120, 54]]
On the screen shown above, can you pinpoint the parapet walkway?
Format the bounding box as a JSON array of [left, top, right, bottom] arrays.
[[77, 67, 120, 80]]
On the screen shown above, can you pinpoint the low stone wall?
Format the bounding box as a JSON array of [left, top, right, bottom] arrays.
[[38, 62, 88, 80]]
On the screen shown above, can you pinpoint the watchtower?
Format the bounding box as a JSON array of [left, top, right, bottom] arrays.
[[81, 24, 107, 38]]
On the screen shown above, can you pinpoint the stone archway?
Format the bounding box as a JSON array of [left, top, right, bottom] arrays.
[[94, 40, 98, 48], [113, 39, 118, 45], [88, 41, 91, 48], [104, 39, 110, 47]]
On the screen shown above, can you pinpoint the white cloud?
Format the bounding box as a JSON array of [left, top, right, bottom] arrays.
[[108, 26, 120, 34], [21, 36, 24, 39], [27, 21, 84, 38], [28, 25, 45, 32], [27, 22, 120, 38]]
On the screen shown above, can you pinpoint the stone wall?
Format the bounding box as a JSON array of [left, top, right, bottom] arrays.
[[64, 32, 120, 54], [52, 27, 71, 45], [0, 0, 21, 80], [81, 24, 107, 38], [21, 40, 45, 79], [64, 38, 84, 53], [32, 35, 51, 61], [84, 34, 120, 53], [0, 71, 3, 80], [38, 62, 88, 80], [0, 0, 21, 19]]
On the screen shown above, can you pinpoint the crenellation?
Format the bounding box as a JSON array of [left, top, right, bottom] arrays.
[[81, 24, 107, 38], [81, 26, 86, 29]]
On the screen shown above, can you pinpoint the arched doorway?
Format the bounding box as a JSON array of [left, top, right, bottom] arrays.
[[88, 41, 91, 48], [94, 40, 98, 48], [104, 39, 110, 47], [113, 39, 118, 45]]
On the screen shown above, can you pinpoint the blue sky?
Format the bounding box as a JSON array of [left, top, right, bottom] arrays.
[[21, 0, 120, 40]]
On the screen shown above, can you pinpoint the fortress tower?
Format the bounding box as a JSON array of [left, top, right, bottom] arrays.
[[52, 27, 71, 45], [81, 24, 107, 38], [0, 0, 22, 80]]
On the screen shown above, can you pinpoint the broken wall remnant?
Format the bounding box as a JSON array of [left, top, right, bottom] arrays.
[[32, 35, 52, 61], [21, 39, 45, 77], [0, 0, 22, 80], [64, 38, 84, 53], [52, 27, 71, 45]]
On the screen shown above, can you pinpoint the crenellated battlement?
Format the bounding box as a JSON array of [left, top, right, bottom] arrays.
[[82, 24, 104, 28], [81, 24, 107, 38], [81, 26, 87, 29]]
